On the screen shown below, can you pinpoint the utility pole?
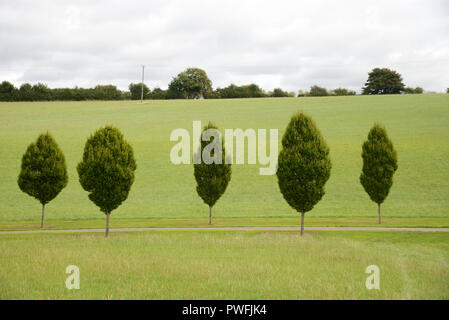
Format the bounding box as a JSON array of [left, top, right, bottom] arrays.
[[141, 65, 145, 104]]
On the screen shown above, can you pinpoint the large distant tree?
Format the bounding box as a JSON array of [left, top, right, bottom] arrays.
[[277, 113, 332, 236], [18, 133, 68, 228], [362, 68, 405, 95], [360, 124, 398, 224], [194, 122, 231, 225], [77, 126, 137, 237], [168, 68, 212, 99]]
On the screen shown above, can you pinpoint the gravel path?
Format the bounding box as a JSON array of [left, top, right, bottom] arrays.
[[0, 226, 448, 235]]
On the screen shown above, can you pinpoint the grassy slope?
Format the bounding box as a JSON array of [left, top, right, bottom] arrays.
[[0, 94, 448, 222], [0, 230, 447, 299]]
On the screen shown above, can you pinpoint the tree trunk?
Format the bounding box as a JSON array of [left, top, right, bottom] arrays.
[[41, 204, 45, 228], [378, 204, 381, 224], [300, 212, 305, 236], [209, 206, 213, 225], [105, 212, 110, 238]]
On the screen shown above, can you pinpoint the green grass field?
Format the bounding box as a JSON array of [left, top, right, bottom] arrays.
[[0, 95, 448, 226], [1, 230, 447, 299], [1, 95, 448, 300]]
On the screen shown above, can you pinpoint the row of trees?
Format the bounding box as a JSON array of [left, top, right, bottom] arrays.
[[132, 68, 356, 99], [0, 82, 129, 102], [0, 79, 296, 102], [213, 84, 293, 99], [132, 67, 427, 99], [3, 67, 434, 102], [18, 128, 136, 236], [276, 114, 397, 234], [0, 80, 294, 101], [18, 115, 398, 237], [131, 83, 296, 99]]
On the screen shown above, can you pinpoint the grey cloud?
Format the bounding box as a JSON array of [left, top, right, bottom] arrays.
[[0, 0, 448, 92]]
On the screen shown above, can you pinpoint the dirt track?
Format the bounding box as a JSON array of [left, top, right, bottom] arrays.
[[1, 226, 448, 235]]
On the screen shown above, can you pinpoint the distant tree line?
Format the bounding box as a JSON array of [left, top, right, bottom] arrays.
[[1, 67, 431, 102], [128, 82, 300, 100], [0, 80, 358, 102], [0, 81, 130, 102], [211, 84, 295, 99], [403, 87, 424, 94], [297, 85, 357, 97]]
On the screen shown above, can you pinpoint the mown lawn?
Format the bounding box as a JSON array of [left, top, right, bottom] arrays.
[[0, 94, 448, 222], [0, 230, 448, 299]]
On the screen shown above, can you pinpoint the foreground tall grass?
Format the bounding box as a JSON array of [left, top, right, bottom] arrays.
[[0, 231, 447, 299]]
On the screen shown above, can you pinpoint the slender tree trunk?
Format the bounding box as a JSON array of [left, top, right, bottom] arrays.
[[105, 212, 110, 238], [378, 204, 381, 224], [300, 212, 305, 236], [209, 206, 213, 225], [41, 204, 45, 228]]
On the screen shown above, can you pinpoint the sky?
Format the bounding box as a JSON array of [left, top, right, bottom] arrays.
[[1, 0, 448, 93]]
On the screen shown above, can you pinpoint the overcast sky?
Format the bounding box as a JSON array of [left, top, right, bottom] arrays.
[[1, 0, 448, 92]]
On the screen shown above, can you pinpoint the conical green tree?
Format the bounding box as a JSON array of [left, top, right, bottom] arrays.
[[18, 133, 68, 228], [277, 112, 331, 236], [77, 126, 137, 237], [360, 124, 398, 224], [194, 122, 231, 225]]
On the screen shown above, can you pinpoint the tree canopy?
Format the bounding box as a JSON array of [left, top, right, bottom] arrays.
[[360, 124, 398, 223], [77, 126, 137, 236], [277, 112, 331, 235], [362, 68, 405, 95], [18, 133, 68, 227], [193, 122, 231, 225], [168, 68, 212, 99]]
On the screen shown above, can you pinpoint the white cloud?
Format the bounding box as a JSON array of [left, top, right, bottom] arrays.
[[0, 0, 448, 92]]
